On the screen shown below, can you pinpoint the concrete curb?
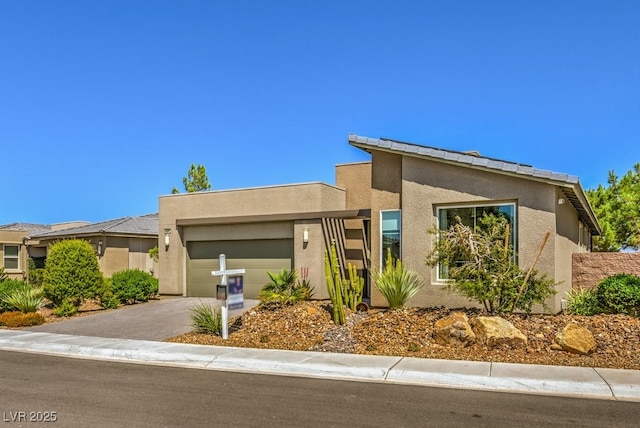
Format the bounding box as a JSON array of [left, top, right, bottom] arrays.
[[0, 330, 638, 402]]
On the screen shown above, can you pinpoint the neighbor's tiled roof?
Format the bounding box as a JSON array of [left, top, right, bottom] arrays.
[[348, 134, 601, 235], [0, 223, 52, 236], [31, 214, 158, 238]]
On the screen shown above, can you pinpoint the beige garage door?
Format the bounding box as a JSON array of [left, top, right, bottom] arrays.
[[187, 239, 293, 298]]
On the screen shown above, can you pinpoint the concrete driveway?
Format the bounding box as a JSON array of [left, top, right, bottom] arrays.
[[26, 297, 259, 341]]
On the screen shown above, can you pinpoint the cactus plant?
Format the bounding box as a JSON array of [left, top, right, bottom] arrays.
[[344, 263, 364, 310], [324, 244, 345, 325], [324, 242, 366, 324]]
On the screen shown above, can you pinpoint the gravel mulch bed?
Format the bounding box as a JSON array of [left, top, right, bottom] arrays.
[[167, 300, 640, 370]]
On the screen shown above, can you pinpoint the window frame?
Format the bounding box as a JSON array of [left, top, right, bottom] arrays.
[[3, 244, 20, 271], [380, 209, 401, 266], [435, 202, 517, 282]]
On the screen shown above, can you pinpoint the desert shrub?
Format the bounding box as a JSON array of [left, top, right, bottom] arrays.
[[53, 298, 79, 317], [100, 279, 120, 309], [109, 269, 158, 305], [1, 283, 44, 313], [190, 301, 222, 334], [28, 268, 45, 287], [596, 274, 640, 316], [566, 288, 602, 316], [259, 268, 314, 304], [372, 248, 423, 309], [43, 239, 104, 307], [1, 311, 45, 327], [426, 213, 556, 313], [27, 257, 46, 287], [0, 311, 22, 325], [0, 279, 25, 312]]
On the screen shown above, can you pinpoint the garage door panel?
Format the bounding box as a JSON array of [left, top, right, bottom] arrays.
[[187, 239, 293, 298], [188, 240, 292, 259]]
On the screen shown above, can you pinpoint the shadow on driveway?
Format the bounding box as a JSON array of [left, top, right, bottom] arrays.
[[26, 297, 259, 341]]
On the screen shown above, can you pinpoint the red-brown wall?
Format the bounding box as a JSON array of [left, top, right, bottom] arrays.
[[572, 252, 640, 289]]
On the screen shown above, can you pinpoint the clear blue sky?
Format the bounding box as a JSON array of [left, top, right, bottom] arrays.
[[1, 1, 638, 225]]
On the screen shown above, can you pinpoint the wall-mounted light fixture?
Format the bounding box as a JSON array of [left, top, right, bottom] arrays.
[[558, 198, 565, 205], [164, 228, 172, 250], [97, 240, 103, 256], [303, 227, 309, 244]]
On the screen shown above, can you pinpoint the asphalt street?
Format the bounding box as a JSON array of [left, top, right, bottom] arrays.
[[1, 351, 639, 428]]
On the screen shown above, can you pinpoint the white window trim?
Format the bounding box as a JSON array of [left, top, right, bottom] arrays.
[[3, 244, 20, 271], [380, 209, 401, 267], [435, 202, 517, 282]]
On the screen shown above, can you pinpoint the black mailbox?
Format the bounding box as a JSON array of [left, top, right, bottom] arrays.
[[216, 284, 227, 301]]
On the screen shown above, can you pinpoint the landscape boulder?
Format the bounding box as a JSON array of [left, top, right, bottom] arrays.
[[554, 323, 597, 355], [472, 316, 527, 348], [432, 312, 476, 347]]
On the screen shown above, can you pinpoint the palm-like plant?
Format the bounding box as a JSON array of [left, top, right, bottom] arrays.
[[372, 248, 423, 309], [259, 269, 313, 304]]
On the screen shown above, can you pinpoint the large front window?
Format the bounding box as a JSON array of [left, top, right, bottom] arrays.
[[3, 245, 19, 270], [436, 203, 516, 280], [381, 210, 401, 265]]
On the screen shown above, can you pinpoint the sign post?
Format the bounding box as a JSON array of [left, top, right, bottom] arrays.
[[212, 254, 245, 339]]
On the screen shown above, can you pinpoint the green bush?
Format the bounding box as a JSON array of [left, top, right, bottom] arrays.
[[27, 257, 46, 287], [190, 301, 222, 334], [109, 269, 158, 305], [53, 298, 79, 317], [99, 279, 120, 309], [0, 279, 25, 313], [596, 274, 640, 316], [28, 268, 45, 287], [566, 288, 602, 316], [372, 248, 423, 309], [1, 284, 44, 313], [43, 239, 104, 307]]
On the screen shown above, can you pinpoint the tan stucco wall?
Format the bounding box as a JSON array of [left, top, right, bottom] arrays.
[[99, 236, 129, 277], [368, 151, 402, 306], [158, 183, 347, 296], [368, 154, 574, 312], [129, 238, 157, 275], [553, 188, 585, 308], [293, 220, 328, 300], [335, 162, 372, 210]]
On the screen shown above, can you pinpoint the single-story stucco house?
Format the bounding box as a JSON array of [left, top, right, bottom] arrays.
[[0, 221, 88, 280], [158, 134, 601, 312], [0, 214, 158, 280]]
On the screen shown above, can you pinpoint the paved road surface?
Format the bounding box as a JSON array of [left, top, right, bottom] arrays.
[[1, 351, 639, 428]]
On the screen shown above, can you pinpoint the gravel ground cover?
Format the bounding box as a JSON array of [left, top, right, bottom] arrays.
[[167, 300, 640, 370]]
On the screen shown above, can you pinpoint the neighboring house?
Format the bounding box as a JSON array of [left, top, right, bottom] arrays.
[[0, 222, 88, 280], [158, 134, 600, 312], [1, 214, 159, 281], [27, 214, 159, 278]]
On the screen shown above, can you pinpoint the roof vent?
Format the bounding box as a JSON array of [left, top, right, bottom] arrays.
[[464, 150, 481, 157]]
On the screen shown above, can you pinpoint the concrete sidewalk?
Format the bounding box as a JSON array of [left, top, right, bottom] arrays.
[[1, 329, 639, 402]]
